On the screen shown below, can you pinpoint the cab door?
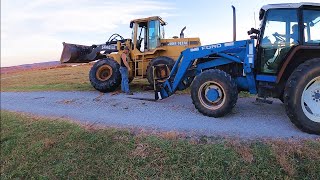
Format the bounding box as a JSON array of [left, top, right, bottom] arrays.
[[258, 9, 299, 74], [147, 20, 160, 50]]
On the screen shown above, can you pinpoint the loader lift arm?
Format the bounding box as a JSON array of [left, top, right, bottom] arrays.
[[154, 39, 257, 100]]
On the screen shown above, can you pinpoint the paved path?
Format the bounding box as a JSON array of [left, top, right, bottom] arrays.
[[1, 91, 318, 139]]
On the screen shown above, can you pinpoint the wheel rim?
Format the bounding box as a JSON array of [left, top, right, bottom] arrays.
[[301, 76, 320, 122], [154, 64, 169, 82], [198, 81, 225, 110], [96, 65, 113, 81]]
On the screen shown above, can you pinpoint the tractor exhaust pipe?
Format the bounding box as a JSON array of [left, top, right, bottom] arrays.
[[180, 26, 186, 38], [232, 5, 236, 41]]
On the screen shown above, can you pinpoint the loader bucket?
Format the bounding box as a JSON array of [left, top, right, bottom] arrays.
[[60, 42, 98, 63]]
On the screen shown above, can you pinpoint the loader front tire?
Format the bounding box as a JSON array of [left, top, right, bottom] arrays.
[[191, 69, 238, 117], [284, 58, 320, 135], [146, 56, 175, 85], [89, 58, 121, 92]]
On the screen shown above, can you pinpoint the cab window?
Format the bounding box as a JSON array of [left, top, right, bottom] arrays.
[[303, 9, 320, 44], [148, 20, 160, 50], [260, 9, 298, 74]]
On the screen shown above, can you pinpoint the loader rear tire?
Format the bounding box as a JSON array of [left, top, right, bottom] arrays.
[[284, 58, 320, 135], [191, 69, 238, 117], [146, 56, 175, 85], [89, 58, 121, 92]]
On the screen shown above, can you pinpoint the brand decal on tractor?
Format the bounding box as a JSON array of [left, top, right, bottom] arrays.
[[167, 41, 189, 46], [201, 44, 222, 50], [101, 45, 116, 50]]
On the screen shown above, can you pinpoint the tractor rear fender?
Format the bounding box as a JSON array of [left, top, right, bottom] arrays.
[[277, 45, 320, 84]]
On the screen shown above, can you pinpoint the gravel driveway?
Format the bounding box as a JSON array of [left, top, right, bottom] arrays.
[[1, 91, 318, 139]]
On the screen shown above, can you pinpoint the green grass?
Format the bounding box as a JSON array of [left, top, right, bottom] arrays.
[[1, 111, 319, 179], [1, 65, 255, 97], [1, 65, 152, 92], [1, 65, 94, 92]]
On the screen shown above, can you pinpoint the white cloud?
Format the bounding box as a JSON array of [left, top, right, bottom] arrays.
[[1, 0, 174, 67]]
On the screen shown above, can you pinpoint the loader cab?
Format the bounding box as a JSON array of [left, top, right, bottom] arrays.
[[256, 3, 320, 74], [130, 16, 166, 52]]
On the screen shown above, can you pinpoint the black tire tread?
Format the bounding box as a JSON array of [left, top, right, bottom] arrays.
[[89, 58, 121, 92], [284, 58, 320, 135], [146, 56, 175, 85], [191, 69, 238, 117]]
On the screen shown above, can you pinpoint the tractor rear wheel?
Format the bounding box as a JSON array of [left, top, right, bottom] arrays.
[[89, 58, 121, 92], [284, 58, 320, 135], [146, 56, 175, 85], [191, 69, 238, 117]]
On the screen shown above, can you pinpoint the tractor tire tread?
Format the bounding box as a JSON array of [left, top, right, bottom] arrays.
[[284, 58, 320, 135], [89, 58, 121, 92], [146, 56, 175, 85], [191, 69, 238, 117]]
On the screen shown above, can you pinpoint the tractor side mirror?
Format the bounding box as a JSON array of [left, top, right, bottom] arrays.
[[247, 28, 260, 35], [130, 21, 134, 28]]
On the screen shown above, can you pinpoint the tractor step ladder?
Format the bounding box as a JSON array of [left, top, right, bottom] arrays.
[[134, 57, 144, 79]]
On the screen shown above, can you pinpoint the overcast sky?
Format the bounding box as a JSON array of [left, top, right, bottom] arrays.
[[1, 0, 317, 67]]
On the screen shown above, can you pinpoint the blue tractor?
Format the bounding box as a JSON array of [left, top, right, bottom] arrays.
[[153, 3, 320, 134]]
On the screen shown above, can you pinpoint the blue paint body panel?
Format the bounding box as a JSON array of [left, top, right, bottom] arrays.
[[256, 75, 277, 82], [235, 77, 249, 90]]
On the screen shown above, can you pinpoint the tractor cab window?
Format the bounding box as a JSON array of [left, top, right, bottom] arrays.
[[303, 9, 320, 44], [260, 9, 298, 74], [148, 20, 160, 50]]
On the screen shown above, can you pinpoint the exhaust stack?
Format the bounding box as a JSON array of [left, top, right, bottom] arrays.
[[180, 26, 186, 38], [232, 5, 236, 41]]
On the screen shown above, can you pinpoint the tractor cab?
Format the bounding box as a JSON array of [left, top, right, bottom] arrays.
[[256, 3, 320, 74], [130, 16, 166, 52]]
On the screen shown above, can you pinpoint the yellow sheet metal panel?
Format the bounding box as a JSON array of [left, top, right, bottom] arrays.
[[159, 37, 201, 59]]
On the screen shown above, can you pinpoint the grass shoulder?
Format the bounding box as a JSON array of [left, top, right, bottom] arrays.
[[1, 65, 94, 92], [1, 111, 319, 179]]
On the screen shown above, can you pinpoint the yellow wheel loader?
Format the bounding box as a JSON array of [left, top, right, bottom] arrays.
[[60, 16, 201, 92]]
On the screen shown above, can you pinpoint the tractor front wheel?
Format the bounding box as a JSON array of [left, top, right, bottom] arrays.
[[191, 69, 238, 117], [89, 58, 121, 92], [284, 58, 320, 134]]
